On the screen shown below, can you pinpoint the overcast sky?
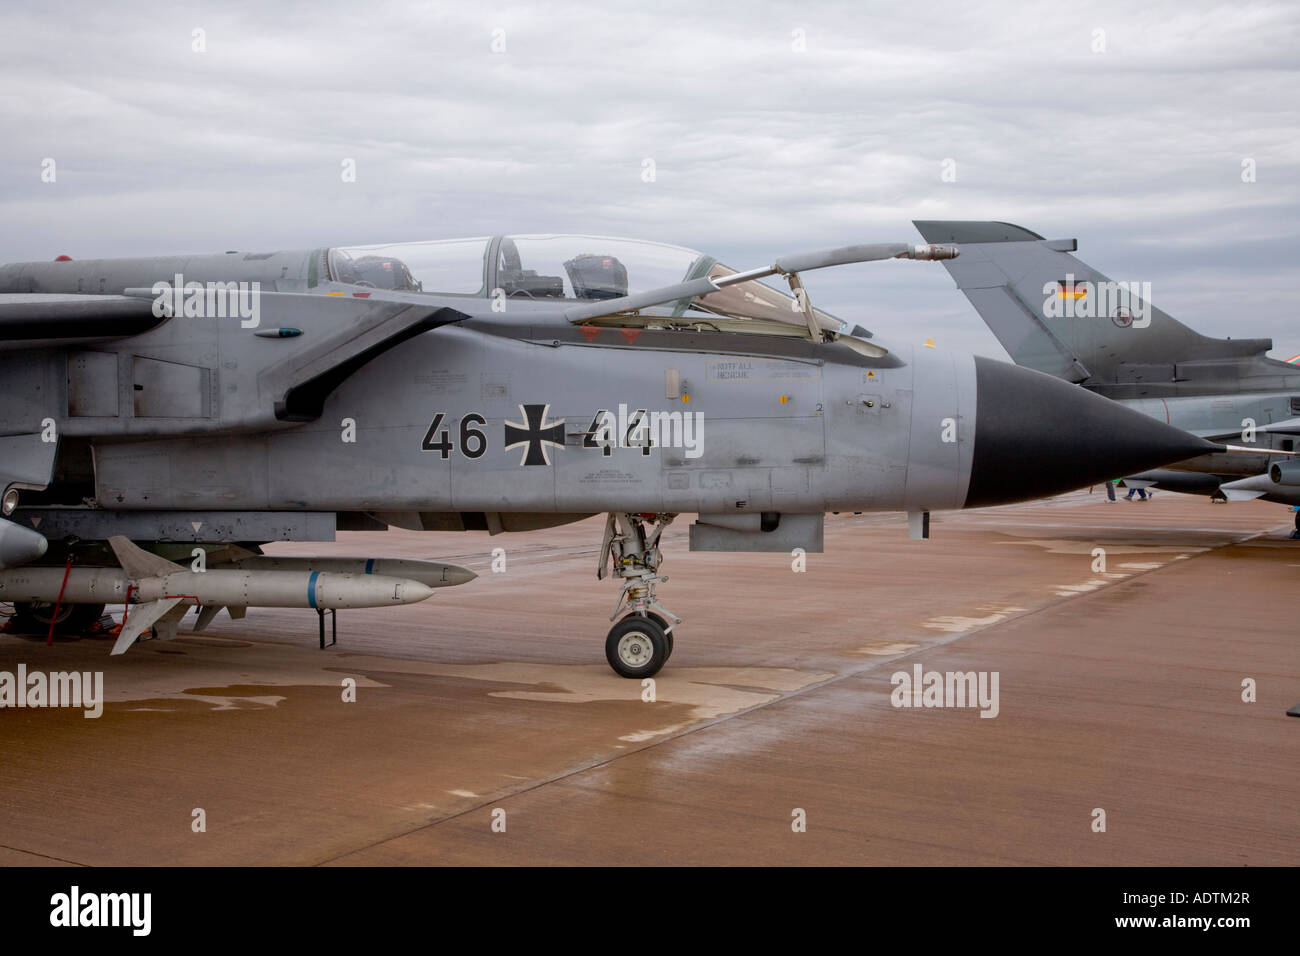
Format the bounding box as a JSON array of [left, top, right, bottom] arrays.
[[2, 0, 1296, 360]]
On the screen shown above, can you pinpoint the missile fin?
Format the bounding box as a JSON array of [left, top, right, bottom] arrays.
[[108, 535, 184, 579], [110, 596, 184, 655], [193, 604, 223, 632], [228, 606, 246, 620], [154, 602, 192, 641]]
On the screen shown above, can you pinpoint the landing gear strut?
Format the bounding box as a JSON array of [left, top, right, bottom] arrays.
[[598, 513, 680, 678]]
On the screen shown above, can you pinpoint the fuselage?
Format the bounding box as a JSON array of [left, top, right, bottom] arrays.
[[1120, 391, 1298, 478], [0, 239, 1215, 542]]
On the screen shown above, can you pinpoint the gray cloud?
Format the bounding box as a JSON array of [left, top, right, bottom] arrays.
[[1, 0, 1296, 358]]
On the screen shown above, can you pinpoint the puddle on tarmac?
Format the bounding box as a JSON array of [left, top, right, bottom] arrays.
[[996, 537, 1207, 557], [1050, 578, 1112, 597], [920, 604, 1024, 634], [84, 639, 832, 743], [854, 641, 920, 656], [364, 661, 833, 743]]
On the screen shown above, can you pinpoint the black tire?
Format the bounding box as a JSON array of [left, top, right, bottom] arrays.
[[605, 615, 669, 679], [1294, 509, 1300, 533], [10, 602, 106, 636], [643, 612, 675, 661]]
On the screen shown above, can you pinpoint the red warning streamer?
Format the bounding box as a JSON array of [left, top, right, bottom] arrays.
[[45, 556, 73, 646]]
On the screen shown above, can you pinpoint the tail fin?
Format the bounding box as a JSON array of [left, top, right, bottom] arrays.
[[913, 220, 1271, 387]]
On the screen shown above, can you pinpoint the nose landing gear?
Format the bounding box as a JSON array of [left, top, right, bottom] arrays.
[[599, 512, 680, 678]]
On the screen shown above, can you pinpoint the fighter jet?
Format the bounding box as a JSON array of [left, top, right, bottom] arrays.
[[914, 220, 1300, 529], [0, 232, 1221, 677]]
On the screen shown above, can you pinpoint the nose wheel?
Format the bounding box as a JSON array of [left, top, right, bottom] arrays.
[[598, 513, 681, 678], [605, 614, 671, 678]]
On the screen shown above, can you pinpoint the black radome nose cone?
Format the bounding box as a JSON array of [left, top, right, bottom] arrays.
[[964, 357, 1220, 508]]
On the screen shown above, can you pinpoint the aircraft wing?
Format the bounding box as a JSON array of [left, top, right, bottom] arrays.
[[0, 293, 166, 350], [1, 284, 470, 433]]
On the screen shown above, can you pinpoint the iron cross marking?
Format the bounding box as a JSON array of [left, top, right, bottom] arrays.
[[503, 403, 566, 466]]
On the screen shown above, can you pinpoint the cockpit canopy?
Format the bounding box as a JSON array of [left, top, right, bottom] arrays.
[[327, 234, 848, 336]]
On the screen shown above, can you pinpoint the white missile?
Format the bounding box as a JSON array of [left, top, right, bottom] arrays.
[[0, 537, 440, 655], [0, 565, 435, 609], [224, 555, 476, 588], [0, 553, 476, 604]]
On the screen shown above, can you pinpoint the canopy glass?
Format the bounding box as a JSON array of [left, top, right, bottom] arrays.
[[328, 234, 847, 334]]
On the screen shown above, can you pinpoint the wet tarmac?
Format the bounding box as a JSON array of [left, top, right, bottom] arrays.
[[1, 489, 1296, 865]]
